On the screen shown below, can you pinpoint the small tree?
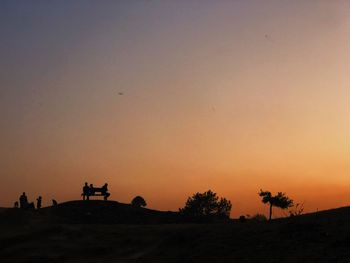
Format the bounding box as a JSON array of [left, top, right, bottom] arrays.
[[131, 196, 147, 208], [179, 190, 232, 218], [259, 190, 293, 221]]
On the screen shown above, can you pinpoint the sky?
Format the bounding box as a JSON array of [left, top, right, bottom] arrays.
[[1, 0, 350, 217]]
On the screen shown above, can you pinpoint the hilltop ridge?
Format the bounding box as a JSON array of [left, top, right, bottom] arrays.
[[0, 200, 232, 224], [1, 202, 350, 262], [2, 200, 350, 224], [0, 200, 350, 263]]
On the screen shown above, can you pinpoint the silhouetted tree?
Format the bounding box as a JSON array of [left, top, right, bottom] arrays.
[[131, 196, 147, 208], [180, 190, 232, 218], [259, 190, 293, 221]]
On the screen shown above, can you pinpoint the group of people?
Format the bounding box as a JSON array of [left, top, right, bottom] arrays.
[[15, 192, 58, 209], [82, 183, 110, 200], [13, 183, 109, 209]]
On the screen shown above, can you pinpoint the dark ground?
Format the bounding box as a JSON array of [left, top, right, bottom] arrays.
[[1, 201, 350, 263]]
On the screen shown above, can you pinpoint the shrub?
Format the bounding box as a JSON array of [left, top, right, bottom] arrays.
[[131, 196, 147, 208], [288, 202, 304, 217], [239, 215, 247, 222], [179, 190, 232, 218]]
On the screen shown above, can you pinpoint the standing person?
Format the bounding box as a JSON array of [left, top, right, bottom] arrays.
[[36, 196, 42, 209], [83, 182, 90, 200], [19, 192, 28, 209]]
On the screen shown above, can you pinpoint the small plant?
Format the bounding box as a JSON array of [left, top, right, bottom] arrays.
[[249, 213, 268, 222], [288, 202, 304, 217]]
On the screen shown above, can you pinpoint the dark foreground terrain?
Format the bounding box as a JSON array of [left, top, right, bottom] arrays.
[[1, 201, 350, 263]]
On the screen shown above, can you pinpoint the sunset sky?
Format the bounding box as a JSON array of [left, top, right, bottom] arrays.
[[1, 1, 350, 217]]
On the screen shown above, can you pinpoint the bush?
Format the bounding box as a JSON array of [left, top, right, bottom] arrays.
[[239, 215, 247, 222], [179, 190, 232, 218], [131, 196, 147, 208]]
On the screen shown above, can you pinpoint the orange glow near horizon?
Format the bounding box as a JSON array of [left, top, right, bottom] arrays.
[[1, 1, 350, 217]]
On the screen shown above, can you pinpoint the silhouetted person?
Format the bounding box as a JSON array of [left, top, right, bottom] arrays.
[[101, 183, 108, 195], [83, 182, 90, 200], [89, 184, 95, 195], [19, 192, 28, 209], [14, 201, 19, 208], [52, 199, 58, 206], [36, 196, 42, 209], [101, 183, 111, 200]]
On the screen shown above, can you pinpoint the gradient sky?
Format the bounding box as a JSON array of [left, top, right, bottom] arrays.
[[1, 1, 350, 217]]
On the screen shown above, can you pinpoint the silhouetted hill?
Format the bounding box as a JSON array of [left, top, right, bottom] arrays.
[[0, 200, 231, 225], [45, 200, 182, 224], [1, 204, 350, 262], [275, 205, 350, 226]]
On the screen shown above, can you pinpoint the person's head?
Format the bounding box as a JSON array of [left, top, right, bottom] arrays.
[[85, 182, 88, 186], [90, 184, 93, 187], [39, 196, 42, 199], [104, 183, 108, 187], [22, 192, 26, 195]]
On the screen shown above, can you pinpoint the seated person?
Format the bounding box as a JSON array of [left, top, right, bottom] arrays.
[[101, 183, 108, 195], [82, 182, 90, 200], [101, 183, 110, 200], [89, 184, 95, 195]]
